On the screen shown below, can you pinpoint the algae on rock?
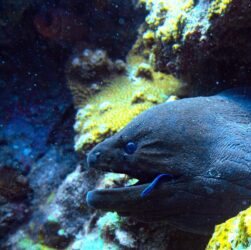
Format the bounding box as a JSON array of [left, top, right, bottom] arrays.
[[136, 0, 250, 92], [207, 206, 251, 250], [138, 0, 234, 55]]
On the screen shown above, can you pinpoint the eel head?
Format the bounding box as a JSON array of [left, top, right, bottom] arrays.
[[86, 97, 251, 235]]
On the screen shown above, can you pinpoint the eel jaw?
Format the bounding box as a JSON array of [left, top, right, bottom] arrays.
[[86, 171, 178, 213], [85, 147, 180, 214], [86, 182, 149, 211]]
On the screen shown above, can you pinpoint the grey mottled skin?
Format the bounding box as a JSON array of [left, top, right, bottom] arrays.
[[86, 89, 251, 235]]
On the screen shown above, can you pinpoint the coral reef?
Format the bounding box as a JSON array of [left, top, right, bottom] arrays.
[[44, 165, 97, 236], [207, 206, 251, 250], [139, 0, 234, 45], [208, 0, 232, 19], [137, 0, 210, 70], [67, 48, 126, 82], [39, 220, 73, 249], [137, 0, 251, 93], [9, 165, 99, 250], [73, 53, 181, 151], [29, 147, 78, 203], [10, 166, 209, 250], [139, 0, 196, 44], [17, 237, 55, 250], [70, 213, 208, 250], [67, 48, 126, 105]]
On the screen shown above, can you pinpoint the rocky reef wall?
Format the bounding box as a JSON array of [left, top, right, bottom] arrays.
[[137, 0, 251, 94]]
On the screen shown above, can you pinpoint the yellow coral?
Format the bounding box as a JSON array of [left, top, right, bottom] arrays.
[[74, 54, 181, 151], [208, 0, 232, 19], [142, 30, 155, 46], [139, 0, 233, 60], [140, 0, 195, 44], [206, 206, 251, 250], [172, 43, 181, 53], [135, 63, 153, 79]]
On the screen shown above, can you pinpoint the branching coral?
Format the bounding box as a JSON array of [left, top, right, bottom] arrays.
[[207, 206, 251, 250]]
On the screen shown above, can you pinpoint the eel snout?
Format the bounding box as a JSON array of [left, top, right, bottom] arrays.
[[86, 141, 182, 212], [87, 150, 100, 168]]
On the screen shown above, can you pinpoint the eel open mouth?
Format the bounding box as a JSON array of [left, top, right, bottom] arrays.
[[86, 165, 179, 212]]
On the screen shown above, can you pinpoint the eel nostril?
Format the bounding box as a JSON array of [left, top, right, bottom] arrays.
[[87, 151, 100, 168], [106, 156, 113, 164]]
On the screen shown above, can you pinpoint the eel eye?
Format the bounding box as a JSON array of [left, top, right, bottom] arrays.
[[124, 141, 137, 154]]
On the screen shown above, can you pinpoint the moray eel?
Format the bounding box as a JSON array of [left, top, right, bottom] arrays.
[[86, 88, 251, 235]]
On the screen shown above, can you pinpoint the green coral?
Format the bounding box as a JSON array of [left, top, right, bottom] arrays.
[[207, 206, 251, 250], [71, 230, 119, 250], [74, 54, 181, 151], [70, 212, 122, 250], [17, 237, 56, 250], [46, 192, 56, 205], [97, 212, 121, 231]]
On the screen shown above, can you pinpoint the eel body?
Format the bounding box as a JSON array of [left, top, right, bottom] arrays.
[[86, 89, 251, 235]]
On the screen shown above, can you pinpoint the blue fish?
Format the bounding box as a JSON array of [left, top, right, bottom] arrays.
[[141, 173, 173, 197]]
